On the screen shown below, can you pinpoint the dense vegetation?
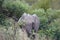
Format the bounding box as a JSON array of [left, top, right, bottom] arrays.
[[0, 0, 60, 40]]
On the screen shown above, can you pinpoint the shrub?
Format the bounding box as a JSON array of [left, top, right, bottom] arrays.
[[48, 19, 60, 32], [2, 0, 29, 18], [47, 18, 60, 39], [34, 9, 60, 40], [0, 14, 5, 25], [30, 8, 60, 30], [0, 14, 15, 30], [46, 8, 60, 24], [0, 0, 4, 7], [31, 0, 50, 11]]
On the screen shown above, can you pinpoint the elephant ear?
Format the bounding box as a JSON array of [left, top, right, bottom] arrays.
[[18, 13, 27, 26], [32, 14, 40, 25], [18, 13, 27, 25], [32, 14, 36, 16], [20, 13, 27, 20], [32, 14, 40, 32], [18, 13, 27, 22], [32, 14, 39, 20]]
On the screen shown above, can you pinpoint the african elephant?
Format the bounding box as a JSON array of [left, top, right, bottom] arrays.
[[18, 13, 40, 38]]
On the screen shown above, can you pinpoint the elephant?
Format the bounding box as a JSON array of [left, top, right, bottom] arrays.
[[18, 13, 40, 38]]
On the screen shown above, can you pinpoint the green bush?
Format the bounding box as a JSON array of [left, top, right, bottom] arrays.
[[30, 8, 60, 30], [3, 18, 15, 29], [0, 0, 4, 7], [0, 14, 15, 30], [0, 14, 5, 25], [48, 19, 60, 32], [2, 0, 29, 18], [46, 8, 60, 24], [47, 18, 60, 39], [47, 8, 60, 19], [32, 0, 50, 11], [31, 9, 60, 40]]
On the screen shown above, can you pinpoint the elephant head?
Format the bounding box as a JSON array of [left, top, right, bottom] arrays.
[[18, 13, 40, 38]]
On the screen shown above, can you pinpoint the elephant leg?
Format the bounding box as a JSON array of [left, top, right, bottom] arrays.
[[32, 23, 39, 39], [34, 20, 40, 33], [26, 26, 32, 38]]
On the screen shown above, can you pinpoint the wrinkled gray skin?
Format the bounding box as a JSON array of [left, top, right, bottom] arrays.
[[18, 13, 40, 38]]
